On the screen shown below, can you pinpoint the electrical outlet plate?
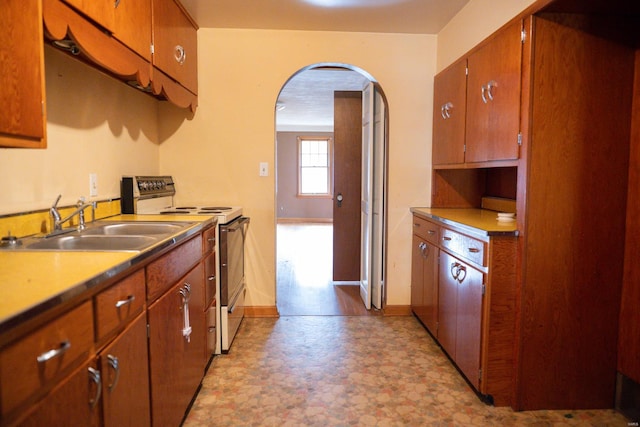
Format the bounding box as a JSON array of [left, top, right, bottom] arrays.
[[89, 173, 98, 197]]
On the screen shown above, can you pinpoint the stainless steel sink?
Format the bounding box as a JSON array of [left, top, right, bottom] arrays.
[[2, 221, 195, 252], [26, 234, 159, 251], [82, 222, 188, 236]]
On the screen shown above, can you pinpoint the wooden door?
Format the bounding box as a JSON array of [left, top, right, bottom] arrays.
[[421, 242, 439, 336], [62, 0, 115, 31], [19, 361, 100, 426], [438, 251, 458, 359], [100, 313, 151, 427], [148, 263, 205, 427], [466, 20, 522, 163], [113, 0, 152, 60], [432, 59, 467, 165], [411, 237, 438, 336], [454, 261, 483, 390], [152, 0, 198, 94], [410, 235, 426, 320], [333, 91, 362, 281], [0, 0, 46, 148]]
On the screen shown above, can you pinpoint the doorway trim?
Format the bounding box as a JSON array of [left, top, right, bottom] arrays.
[[274, 62, 390, 312]]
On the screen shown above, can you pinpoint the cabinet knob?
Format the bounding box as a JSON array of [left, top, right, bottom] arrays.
[[174, 45, 186, 65]]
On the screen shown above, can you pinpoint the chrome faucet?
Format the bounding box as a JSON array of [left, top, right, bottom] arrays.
[[50, 195, 97, 234]]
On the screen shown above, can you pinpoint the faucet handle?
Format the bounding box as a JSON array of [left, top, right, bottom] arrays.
[[77, 196, 86, 206]]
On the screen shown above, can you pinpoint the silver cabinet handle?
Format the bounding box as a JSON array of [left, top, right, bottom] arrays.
[[37, 340, 71, 363], [427, 230, 436, 235], [468, 248, 480, 253], [208, 275, 216, 282], [441, 102, 453, 119], [106, 354, 120, 391], [456, 264, 467, 283], [174, 45, 186, 65], [450, 262, 459, 279], [481, 80, 498, 103], [115, 295, 135, 309], [442, 236, 452, 241], [88, 367, 102, 409], [180, 284, 192, 342]]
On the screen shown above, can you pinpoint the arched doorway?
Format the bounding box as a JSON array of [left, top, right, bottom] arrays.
[[274, 63, 388, 316]]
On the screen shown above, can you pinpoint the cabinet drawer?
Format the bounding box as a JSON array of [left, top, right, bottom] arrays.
[[202, 225, 216, 254], [0, 301, 94, 416], [413, 215, 440, 244], [147, 235, 202, 302], [441, 228, 486, 267], [95, 269, 146, 342]]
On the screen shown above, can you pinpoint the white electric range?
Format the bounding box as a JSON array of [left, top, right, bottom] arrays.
[[120, 175, 248, 354]]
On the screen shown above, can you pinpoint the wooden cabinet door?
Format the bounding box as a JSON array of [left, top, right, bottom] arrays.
[[148, 263, 205, 427], [411, 235, 426, 320], [19, 361, 100, 427], [62, 0, 115, 31], [113, 0, 152, 60], [432, 59, 467, 166], [152, 0, 198, 94], [466, 20, 522, 163], [0, 0, 46, 148], [454, 260, 483, 390], [438, 251, 458, 359], [99, 312, 151, 427]]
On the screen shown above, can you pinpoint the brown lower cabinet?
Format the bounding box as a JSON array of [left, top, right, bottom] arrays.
[[0, 226, 215, 427], [411, 212, 518, 406], [99, 312, 151, 427], [148, 263, 205, 427]]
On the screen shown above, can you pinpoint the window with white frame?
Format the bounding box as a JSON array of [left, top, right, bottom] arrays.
[[298, 136, 332, 197]]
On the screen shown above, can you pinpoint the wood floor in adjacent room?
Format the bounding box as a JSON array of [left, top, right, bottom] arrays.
[[275, 222, 378, 316]]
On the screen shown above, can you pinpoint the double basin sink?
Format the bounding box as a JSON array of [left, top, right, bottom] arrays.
[[4, 221, 193, 252]]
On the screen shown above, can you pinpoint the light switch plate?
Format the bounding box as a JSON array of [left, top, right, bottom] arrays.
[[259, 162, 268, 177], [89, 173, 98, 197]]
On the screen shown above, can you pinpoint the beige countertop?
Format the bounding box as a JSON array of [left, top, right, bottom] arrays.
[[0, 214, 215, 337], [410, 207, 518, 237]]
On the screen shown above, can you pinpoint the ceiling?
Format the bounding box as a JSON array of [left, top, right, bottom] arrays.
[[180, 0, 470, 131], [180, 0, 470, 34]]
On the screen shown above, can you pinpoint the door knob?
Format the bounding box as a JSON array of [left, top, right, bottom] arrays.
[[336, 193, 343, 207]]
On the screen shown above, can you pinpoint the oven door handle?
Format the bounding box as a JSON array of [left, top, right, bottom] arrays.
[[225, 216, 250, 232], [227, 284, 245, 314]]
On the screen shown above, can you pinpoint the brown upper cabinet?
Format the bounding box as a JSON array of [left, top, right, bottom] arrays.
[[1, 0, 197, 148], [62, 0, 153, 61], [432, 60, 467, 165], [152, 0, 198, 95], [0, 0, 47, 148], [432, 20, 523, 167]]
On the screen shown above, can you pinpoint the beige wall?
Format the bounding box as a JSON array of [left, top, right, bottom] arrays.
[[276, 131, 333, 220], [158, 29, 437, 307], [436, 0, 537, 71], [0, 46, 159, 216]]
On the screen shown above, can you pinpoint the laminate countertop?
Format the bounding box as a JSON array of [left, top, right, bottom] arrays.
[[410, 207, 518, 238], [0, 214, 216, 339]]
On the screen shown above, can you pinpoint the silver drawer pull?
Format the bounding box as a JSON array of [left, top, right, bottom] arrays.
[[115, 295, 135, 309], [208, 275, 216, 281], [37, 340, 71, 363], [442, 236, 452, 241], [427, 230, 435, 235], [207, 238, 216, 243], [468, 248, 480, 253]]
